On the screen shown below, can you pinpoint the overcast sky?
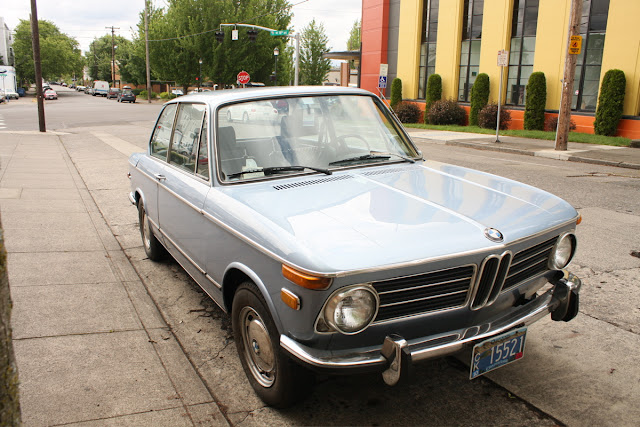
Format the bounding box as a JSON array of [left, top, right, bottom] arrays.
[[2, 0, 361, 54]]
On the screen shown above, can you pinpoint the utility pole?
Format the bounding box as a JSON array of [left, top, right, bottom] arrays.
[[555, 0, 583, 151], [144, 1, 152, 103], [30, 0, 45, 132], [106, 26, 120, 87]]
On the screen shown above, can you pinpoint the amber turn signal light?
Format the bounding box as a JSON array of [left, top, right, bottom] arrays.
[[280, 288, 301, 310], [281, 264, 332, 290], [576, 214, 582, 225]]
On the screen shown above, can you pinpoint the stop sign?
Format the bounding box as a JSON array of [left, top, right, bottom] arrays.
[[237, 71, 250, 85]]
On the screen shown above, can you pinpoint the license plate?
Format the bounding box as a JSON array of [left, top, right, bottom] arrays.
[[470, 327, 527, 379]]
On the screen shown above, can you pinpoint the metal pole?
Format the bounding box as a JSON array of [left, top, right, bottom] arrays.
[[496, 65, 503, 142], [198, 59, 202, 91], [294, 33, 300, 86], [144, 0, 152, 103], [30, 0, 45, 132]]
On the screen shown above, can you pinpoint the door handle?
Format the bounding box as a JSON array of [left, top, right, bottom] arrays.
[[154, 174, 166, 181]]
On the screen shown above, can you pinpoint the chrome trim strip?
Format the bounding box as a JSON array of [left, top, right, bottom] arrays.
[[376, 276, 474, 296], [281, 285, 561, 370], [379, 289, 468, 308], [205, 273, 222, 290], [487, 252, 512, 305], [128, 191, 136, 205], [157, 227, 206, 276], [509, 244, 554, 270]]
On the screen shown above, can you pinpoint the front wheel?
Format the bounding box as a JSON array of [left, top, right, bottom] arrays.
[[232, 282, 314, 407], [138, 199, 166, 261]]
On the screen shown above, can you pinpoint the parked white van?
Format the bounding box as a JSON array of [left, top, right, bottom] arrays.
[[93, 81, 109, 97]]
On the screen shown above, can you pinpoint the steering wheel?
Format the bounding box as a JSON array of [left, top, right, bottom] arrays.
[[336, 134, 371, 151]]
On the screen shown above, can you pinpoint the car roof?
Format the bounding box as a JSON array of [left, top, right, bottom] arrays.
[[162, 86, 376, 109]]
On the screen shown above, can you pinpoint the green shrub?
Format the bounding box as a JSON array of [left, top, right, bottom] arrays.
[[469, 73, 490, 126], [478, 103, 511, 130], [132, 89, 142, 96], [139, 90, 158, 99], [594, 69, 626, 136], [524, 72, 546, 130], [390, 78, 402, 109], [425, 74, 442, 122], [393, 102, 422, 123], [426, 99, 466, 125], [545, 116, 576, 132], [159, 92, 177, 100]]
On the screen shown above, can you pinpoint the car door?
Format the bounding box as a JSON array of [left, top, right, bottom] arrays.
[[136, 103, 178, 234], [157, 103, 210, 270]]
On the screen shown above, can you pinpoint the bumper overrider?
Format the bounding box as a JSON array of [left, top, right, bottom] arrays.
[[280, 270, 581, 385]]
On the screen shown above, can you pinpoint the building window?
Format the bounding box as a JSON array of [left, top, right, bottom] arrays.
[[418, 0, 439, 99], [458, 0, 484, 102], [506, 0, 539, 106], [572, 0, 610, 111]]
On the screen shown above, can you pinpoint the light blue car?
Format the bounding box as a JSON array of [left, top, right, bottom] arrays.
[[128, 86, 581, 407]]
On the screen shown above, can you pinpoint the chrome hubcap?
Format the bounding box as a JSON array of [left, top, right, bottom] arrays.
[[240, 307, 275, 387]]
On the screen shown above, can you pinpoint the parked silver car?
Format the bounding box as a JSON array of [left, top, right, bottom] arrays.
[[128, 86, 581, 407]]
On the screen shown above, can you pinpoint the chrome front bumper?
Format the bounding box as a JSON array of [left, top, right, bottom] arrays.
[[281, 271, 581, 385]]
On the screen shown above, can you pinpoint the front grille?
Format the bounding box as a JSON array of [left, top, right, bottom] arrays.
[[471, 252, 512, 309], [373, 266, 474, 322], [503, 236, 556, 291]]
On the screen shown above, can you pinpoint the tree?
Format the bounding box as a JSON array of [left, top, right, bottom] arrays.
[[12, 19, 83, 85], [390, 78, 402, 108], [594, 69, 626, 136], [524, 72, 546, 130], [85, 35, 132, 83], [425, 73, 442, 123], [469, 73, 489, 126], [299, 19, 331, 85], [346, 20, 360, 69]]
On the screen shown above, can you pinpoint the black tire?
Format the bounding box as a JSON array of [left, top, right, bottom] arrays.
[[138, 199, 166, 261], [232, 282, 314, 408]]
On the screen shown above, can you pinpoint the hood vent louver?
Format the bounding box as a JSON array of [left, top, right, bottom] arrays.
[[272, 175, 353, 191], [360, 168, 408, 177]]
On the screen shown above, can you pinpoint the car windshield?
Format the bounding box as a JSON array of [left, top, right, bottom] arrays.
[[123, 90, 133, 95], [216, 94, 419, 181]]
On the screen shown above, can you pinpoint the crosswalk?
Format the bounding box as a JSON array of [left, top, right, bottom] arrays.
[[0, 113, 5, 130]]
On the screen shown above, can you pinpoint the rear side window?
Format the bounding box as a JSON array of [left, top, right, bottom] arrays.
[[150, 104, 177, 160], [169, 104, 206, 173]]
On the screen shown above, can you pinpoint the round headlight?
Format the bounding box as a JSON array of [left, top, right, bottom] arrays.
[[323, 286, 378, 334], [549, 233, 576, 270]]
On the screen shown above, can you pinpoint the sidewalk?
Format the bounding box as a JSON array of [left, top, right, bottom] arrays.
[[0, 131, 226, 426], [405, 128, 640, 170]]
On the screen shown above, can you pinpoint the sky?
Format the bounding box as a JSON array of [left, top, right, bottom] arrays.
[[2, 0, 362, 55]]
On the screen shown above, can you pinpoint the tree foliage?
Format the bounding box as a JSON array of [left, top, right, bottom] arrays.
[[143, 0, 293, 90], [86, 35, 133, 83], [299, 19, 331, 85], [346, 20, 360, 69], [469, 73, 489, 126], [594, 69, 626, 136], [390, 78, 402, 108], [524, 71, 546, 130], [425, 73, 442, 123], [12, 19, 83, 85]]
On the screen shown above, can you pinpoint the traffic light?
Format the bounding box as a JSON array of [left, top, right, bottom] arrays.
[[247, 29, 258, 42], [215, 31, 224, 43]]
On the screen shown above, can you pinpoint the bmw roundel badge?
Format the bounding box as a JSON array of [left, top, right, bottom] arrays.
[[484, 228, 504, 243]]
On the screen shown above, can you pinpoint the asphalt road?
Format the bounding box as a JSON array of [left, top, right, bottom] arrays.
[[2, 86, 638, 425]]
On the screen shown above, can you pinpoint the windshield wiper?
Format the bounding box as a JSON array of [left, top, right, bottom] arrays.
[[328, 151, 415, 166], [226, 165, 332, 179]]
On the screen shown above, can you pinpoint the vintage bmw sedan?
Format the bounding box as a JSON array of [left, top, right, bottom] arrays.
[[128, 86, 581, 407]]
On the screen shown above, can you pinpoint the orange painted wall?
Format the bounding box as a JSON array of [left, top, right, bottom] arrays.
[[361, 0, 389, 95]]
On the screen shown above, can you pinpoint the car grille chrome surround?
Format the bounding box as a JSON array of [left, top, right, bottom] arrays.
[[372, 265, 476, 322], [371, 235, 559, 322]]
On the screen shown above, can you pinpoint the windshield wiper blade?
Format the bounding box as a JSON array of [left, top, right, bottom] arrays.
[[328, 151, 415, 166], [370, 151, 416, 163], [226, 165, 332, 179]]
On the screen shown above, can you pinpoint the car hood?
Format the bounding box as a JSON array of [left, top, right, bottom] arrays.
[[212, 161, 578, 273]]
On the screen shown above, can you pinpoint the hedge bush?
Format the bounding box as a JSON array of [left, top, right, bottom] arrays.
[[393, 102, 422, 124], [469, 73, 490, 126], [478, 103, 511, 130], [594, 69, 626, 136], [425, 74, 442, 122], [139, 90, 159, 99], [159, 92, 177, 100], [132, 89, 142, 96], [426, 99, 466, 125], [390, 78, 403, 109], [545, 116, 576, 132], [524, 72, 546, 130]]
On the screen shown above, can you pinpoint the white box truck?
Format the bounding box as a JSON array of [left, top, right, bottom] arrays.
[[0, 67, 19, 100], [93, 80, 109, 97]]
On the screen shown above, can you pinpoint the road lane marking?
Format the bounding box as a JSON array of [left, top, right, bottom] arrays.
[[91, 131, 144, 157]]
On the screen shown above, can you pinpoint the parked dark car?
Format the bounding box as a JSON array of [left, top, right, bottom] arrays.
[[118, 89, 136, 103], [128, 86, 582, 408], [17, 87, 26, 97], [107, 88, 121, 99]]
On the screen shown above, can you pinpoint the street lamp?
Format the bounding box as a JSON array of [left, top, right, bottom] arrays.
[[198, 58, 202, 91], [273, 47, 279, 86]]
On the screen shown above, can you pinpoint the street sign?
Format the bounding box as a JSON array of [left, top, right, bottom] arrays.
[[497, 50, 509, 67], [237, 71, 250, 85], [232, 29, 238, 41], [378, 75, 387, 89], [379, 64, 388, 77], [270, 30, 290, 36], [569, 35, 582, 54]]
